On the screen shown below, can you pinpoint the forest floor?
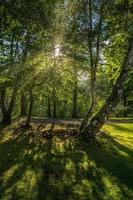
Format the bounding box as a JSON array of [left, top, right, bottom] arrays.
[[0, 119, 133, 200]]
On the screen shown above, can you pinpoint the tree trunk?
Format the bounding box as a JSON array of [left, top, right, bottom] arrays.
[[52, 86, 57, 118], [53, 98, 57, 118], [1, 111, 12, 125], [47, 95, 51, 118], [81, 36, 133, 140], [63, 100, 67, 117], [0, 89, 6, 115], [72, 70, 78, 118], [25, 90, 33, 127], [123, 92, 128, 117], [20, 93, 27, 117], [79, 101, 94, 131], [0, 86, 18, 125], [80, 0, 102, 131], [72, 86, 78, 118]]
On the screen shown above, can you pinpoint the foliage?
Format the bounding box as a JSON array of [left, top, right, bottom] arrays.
[[0, 0, 133, 122]]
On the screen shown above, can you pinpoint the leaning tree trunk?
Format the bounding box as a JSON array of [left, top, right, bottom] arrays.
[[123, 92, 128, 117], [25, 90, 33, 127], [81, 36, 133, 140]]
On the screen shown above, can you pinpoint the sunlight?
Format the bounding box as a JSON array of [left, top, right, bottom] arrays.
[[54, 44, 61, 57], [1, 0, 133, 199]]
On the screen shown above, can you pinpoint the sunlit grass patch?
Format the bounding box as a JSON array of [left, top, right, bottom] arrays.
[[0, 122, 133, 200], [102, 123, 133, 149]]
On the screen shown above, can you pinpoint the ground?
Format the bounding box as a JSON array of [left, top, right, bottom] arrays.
[[0, 120, 133, 200]]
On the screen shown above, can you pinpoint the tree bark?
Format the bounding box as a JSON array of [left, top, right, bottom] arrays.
[[25, 90, 33, 127], [81, 36, 133, 140], [80, 0, 102, 131], [53, 97, 57, 118], [72, 68, 78, 118], [47, 95, 51, 118], [123, 92, 128, 117], [0, 89, 7, 115], [52, 84, 57, 118], [72, 86, 78, 118], [20, 92, 27, 116], [0, 86, 18, 125]]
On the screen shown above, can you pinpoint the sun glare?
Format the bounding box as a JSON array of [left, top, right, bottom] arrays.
[[54, 44, 61, 57]]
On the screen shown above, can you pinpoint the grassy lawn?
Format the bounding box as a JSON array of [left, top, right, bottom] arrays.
[[0, 122, 133, 200]]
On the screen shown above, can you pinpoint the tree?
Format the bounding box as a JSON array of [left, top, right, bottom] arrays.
[[20, 92, 27, 117], [72, 66, 78, 118], [25, 89, 34, 127], [0, 84, 18, 125], [81, 36, 133, 140], [0, 0, 57, 125], [0, 0, 132, 127], [80, 0, 103, 130]]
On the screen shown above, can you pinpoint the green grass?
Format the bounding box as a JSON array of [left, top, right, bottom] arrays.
[[109, 117, 133, 121], [0, 122, 133, 200]]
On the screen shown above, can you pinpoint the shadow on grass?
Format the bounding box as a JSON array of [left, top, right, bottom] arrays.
[[77, 133, 133, 198], [0, 124, 133, 200]]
